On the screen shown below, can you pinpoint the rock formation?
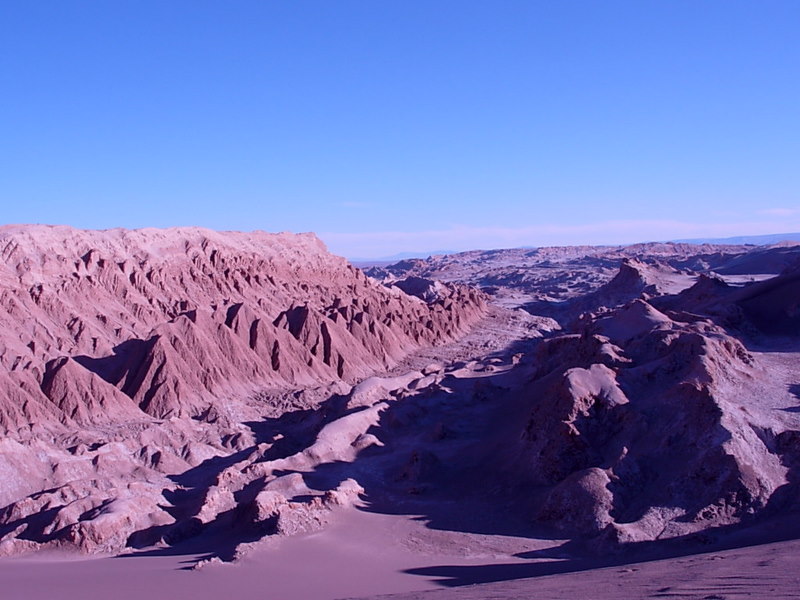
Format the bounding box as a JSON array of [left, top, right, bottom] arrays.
[[3, 226, 800, 569], [501, 258, 800, 548], [0, 225, 486, 556]]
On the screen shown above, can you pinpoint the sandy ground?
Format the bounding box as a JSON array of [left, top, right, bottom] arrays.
[[0, 507, 543, 600], [353, 537, 800, 599], [5, 501, 800, 600]]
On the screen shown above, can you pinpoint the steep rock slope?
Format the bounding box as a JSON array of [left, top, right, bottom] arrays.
[[0, 225, 487, 556], [516, 301, 785, 544], [498, 260, 800, 547], [0, 225, 486, 427]]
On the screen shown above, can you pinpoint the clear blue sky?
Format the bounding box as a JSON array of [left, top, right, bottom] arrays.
[[2, 1, 799, 258]]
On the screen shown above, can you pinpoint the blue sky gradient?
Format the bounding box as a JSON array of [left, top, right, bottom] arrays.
[[2, 1, 799, 257]]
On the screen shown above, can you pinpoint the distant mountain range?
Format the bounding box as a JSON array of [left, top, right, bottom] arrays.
[[671, 232, 800, 245], [348, 232, 800, 263]]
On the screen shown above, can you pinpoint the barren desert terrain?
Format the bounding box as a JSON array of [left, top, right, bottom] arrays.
[[2, 226, 800, 599]]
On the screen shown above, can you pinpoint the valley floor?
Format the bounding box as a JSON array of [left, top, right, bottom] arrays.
[[2, 305, 800, 600], [3, 503, 800, 600]]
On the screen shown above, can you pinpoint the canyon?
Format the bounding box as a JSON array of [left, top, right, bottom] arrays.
[[1, 226, 800, 599]]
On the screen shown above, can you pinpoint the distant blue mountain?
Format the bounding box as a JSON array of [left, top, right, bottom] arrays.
[[672, 232, 800, 245]]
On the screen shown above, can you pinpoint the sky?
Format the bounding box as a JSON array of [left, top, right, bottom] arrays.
[[2, 1, 799, 258]]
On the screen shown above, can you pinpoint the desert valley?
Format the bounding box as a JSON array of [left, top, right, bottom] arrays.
[[0, 225, 799, 599]]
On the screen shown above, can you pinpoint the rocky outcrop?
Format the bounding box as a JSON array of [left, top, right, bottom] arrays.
[[41, 357, 146, 426], [0, 225, 487, 556], [363, 242, 757, 309], [572, 259, 685, 316], [729, 267, 800, 335], [0, 225, 486, 425], [392, 277, 448, 303], [516, 297, 788, 544]]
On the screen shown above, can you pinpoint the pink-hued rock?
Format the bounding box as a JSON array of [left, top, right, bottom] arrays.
[[514, 295, 788, 545], [0, 225, 486, 425], [0, 225, 486, 556], [3, 226, 800, 580], [537, 467, 614, 534], [41, 356, 146, 426]]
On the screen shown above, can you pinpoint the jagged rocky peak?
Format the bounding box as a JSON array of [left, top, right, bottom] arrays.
[[0, 225, 488, 427], [0, 225, 491, 557]]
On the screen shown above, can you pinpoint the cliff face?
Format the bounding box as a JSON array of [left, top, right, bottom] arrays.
[[0, 225, 486, 429], [0, 226, 488, 557]]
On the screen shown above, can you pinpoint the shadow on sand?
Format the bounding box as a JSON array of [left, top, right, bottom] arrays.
[[116, 330, 800, 591], [400, 515, 800, 587]]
